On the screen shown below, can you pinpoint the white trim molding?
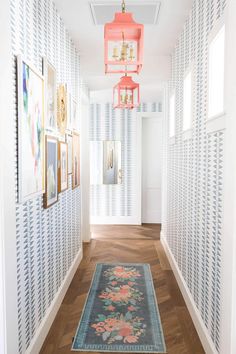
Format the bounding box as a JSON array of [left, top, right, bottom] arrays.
[[25, 248, 83, 354], [91, 216, 141, 225], [161, 233, 218, 354]]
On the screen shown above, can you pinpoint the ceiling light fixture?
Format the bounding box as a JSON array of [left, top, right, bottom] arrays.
[[113, 75, 140, 109], [104, 0, 144, 74]]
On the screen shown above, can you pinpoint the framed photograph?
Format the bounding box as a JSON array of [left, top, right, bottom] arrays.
[[17, 55, 45, 203], [57, 84, 67, 134], [44, 135, 58, 208], [66, 133, 73, 174], [72, 132, 80, 189], [43, 57, 57, 131], [58, 142, 68, 193], [72, 97, 79, 131], [103, 141, 122, 185]]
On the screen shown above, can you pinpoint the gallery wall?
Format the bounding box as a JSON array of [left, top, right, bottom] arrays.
[[161, 0, 227, 352], [90, 102, 162, 224], [10, 0, 82, 353]]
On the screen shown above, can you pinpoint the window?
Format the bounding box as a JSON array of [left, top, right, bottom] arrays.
[[208, 24, 225, 119], [183, 69, 193, 131], [169, 92, 175, 137]]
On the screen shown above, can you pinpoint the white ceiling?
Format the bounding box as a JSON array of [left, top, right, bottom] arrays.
[[53, 0, 193, 94]]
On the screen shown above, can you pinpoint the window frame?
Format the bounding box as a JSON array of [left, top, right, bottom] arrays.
[[207, 17, 226, 122], [182, 64, 194, 139], [169, 90, 176, 139]]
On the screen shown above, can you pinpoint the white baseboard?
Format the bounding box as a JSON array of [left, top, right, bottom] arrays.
[[90, 216, 141, 225], [25, 248, 83, 354], [160, 232, 217, 354]]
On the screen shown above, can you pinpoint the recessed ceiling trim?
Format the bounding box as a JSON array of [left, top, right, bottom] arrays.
[[90, 1, 161, 25]]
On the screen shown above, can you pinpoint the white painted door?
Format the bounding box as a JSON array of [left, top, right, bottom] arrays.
[[142, 116, 162, 223]]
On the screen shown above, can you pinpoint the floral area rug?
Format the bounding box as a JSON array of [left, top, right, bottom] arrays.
[[72, 263, 166, 353]]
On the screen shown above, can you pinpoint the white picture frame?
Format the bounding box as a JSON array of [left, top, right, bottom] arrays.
[[17, 55, 45, 203]]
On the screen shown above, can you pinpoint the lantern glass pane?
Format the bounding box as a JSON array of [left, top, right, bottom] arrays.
[[108, 40, 137, 62], [120, 89, 133, 105], [114, 88, 119, 106], [133, 87, 138, 105]]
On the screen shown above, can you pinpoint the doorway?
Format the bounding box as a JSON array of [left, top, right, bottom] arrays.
[[140, 113, 162, 223]]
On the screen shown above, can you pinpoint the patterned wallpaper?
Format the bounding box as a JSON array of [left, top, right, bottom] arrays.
[[90, 103, 162, 219], [162, 0, 226, 352], [10, 0, 81, 352]]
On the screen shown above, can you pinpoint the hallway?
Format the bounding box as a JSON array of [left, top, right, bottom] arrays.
[[1, 0, 236, 353], [40, 224, 204, 354]]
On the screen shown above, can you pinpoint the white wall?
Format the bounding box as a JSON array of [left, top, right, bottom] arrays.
[[80, 81, 91, 242], [0, 1, 18, 353], [222, 0, 236, 352]]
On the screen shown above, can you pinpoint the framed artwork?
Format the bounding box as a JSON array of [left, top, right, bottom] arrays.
[[72, 97, 79, 131], [57, 84, 67, 134], [72, 132, 80, 189], [44, 135, 58, 208], [17, 55, 45, 203], [58, 142, 68, 193], [103, 141, 122, 185], [66, 133, 73, 174], [43, 57, 57, 130]]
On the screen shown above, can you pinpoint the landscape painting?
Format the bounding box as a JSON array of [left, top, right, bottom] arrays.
[[17, 56, 45, 203]]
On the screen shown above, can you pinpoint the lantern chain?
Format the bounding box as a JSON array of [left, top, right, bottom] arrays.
[[122, 0, 126, 13]]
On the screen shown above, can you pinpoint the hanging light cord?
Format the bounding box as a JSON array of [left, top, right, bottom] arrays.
[[122, 0, 125, 13]]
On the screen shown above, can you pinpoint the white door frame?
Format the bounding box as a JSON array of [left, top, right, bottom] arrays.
[[136, 112, 163, 225], [80, 84, 91, 243]]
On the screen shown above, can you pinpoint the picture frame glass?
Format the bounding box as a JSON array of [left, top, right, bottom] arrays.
[[59, 142, 68, 192], [103, 141, 122, 185], [18, 57, 45, 202], [45, 136, 58, 207], [72, 133, 80, 188]]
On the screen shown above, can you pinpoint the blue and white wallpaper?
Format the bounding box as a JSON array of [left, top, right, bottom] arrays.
[[162, 0, 226, 352]]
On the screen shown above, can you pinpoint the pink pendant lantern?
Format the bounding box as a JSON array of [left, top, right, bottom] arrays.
[[113, 75, 140, 109], [104, 0, 144, 74]]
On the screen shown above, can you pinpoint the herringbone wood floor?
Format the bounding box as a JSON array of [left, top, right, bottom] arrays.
[[40, 224, 205, 354]]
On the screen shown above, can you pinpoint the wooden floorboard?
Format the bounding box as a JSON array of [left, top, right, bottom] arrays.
[[40, 224, 205, 354]]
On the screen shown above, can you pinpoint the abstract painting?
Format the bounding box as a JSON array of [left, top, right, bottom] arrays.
[[66, 133, 73, 174], [57, 84, 67, 134], [43, 58, 57, 131], [17, 55, 45, 203], [58, 141, 68, 193], [103, 141, 122, 184], [72, 132, 80, 189], [44, 135, 58, 208]]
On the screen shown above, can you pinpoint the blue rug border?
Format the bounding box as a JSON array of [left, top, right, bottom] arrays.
[[71, 263, 166, 353]]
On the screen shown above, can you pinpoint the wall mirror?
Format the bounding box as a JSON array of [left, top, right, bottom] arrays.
[[90, 141, 122, 185]]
